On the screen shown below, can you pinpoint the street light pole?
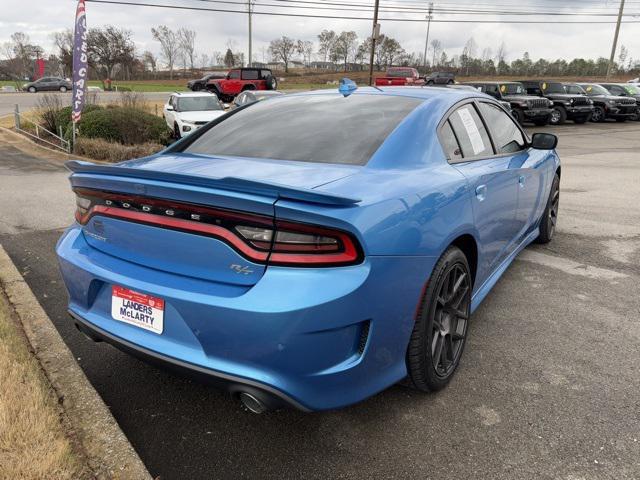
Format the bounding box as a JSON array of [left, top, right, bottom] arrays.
[[422, 3, 434, 72], [607, 0, 625, 78], [368, 0, 380, 86], [248, 0, 253, 67]]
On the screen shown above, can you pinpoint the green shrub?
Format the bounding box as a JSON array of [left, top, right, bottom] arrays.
[[76, 107, 169, 145], [56, 104, 103, 138], [74, 137, 164, 162]]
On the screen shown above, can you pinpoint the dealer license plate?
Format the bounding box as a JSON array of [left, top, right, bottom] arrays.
[[111, 285, 164, 334]]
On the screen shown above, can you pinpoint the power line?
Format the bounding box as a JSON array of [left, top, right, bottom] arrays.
[[84, 0, 640, 22]]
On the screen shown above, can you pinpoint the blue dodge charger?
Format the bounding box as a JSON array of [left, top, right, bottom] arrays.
[[57, 85, 560, 412]]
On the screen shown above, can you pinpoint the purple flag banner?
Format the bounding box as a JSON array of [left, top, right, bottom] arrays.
[[71, 0, 87, 123]]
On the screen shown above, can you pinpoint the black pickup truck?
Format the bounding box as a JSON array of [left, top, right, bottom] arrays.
[[565, 83, 637, 122], [462, 81, 553, 126], [518, 80, 594, 125]]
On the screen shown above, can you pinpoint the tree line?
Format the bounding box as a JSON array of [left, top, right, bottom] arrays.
[[1, 27, 638, 82]]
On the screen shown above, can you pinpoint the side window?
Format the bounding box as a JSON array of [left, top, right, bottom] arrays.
[[242, 70, 259, 80], [478, 102, 526, 154], [439, 121, 463, 163], [448, 104, 494, 160], [228, 70, 240, 80], [611, 86, 624, 95]]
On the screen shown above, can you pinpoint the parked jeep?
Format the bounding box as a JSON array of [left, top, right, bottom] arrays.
[[206, 68, 278, 103], [187, 72, 227, 91], [518, 80, 594, 125], [565, 83, 637, 123], [424, 71, 455, 85], [462, 81, 553, 126], [599, 83, 640, 121]]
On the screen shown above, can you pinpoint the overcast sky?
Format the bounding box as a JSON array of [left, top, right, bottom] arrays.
[[1, 0, 639, 65]]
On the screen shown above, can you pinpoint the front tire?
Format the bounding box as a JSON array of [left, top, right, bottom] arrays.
[[536, 173, 560, 244], [28, 86, 36, 93], [549, 106, 567, 125], [59, 86, 68, 92], [406, 246, 471, 392], [512, 108, 525, 124]]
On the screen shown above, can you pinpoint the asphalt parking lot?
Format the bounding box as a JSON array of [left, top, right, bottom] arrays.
[[0, 122, 639, 479]]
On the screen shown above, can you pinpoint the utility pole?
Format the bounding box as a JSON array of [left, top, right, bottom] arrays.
[[248, 0, 253, 67], [422, 3, 434, 73], [607, 0, 625, 78], [368, 0, 380, 85]]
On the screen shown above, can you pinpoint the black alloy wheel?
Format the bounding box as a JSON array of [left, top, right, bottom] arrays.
[[591, 106, 605, 122], [536, 173, 560, 244], [406, 246, 471, 392]]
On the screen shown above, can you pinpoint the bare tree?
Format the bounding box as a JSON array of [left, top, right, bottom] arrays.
[[142, 50, 157, 77], [495, 41, 507, 73], [430, 39, 442, 67], [1, 32, 44, 80], [51, 29, 73, 77], [317, 30, 337, 63], [269, 36, 296, 72], [151, 25, 180, 79], [334, 31, 358, 71], [297, 40, 314, 67], [178, 28, 197, 71]]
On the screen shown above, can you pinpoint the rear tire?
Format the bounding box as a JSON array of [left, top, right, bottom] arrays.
[[536, 173, 560, 244], [406, 246, 471, 392], [264, 75, 278, 90], [59, 86, 68, 93], [591, 106, 605, 122]]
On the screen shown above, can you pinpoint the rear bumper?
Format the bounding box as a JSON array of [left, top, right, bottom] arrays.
[[57, 226, 435, 411], [70, 310, 307, 411]]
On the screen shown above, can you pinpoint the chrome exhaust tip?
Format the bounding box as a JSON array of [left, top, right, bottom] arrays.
[[238, 391, 268, 414]]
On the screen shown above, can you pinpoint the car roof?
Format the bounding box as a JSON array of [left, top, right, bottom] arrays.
[[172, 91, 217, 97]]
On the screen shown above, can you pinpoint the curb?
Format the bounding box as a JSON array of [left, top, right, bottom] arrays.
[[0, 244, 152, 480]]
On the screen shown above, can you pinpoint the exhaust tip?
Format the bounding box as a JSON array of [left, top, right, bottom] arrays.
[[239, 391, 268, 414]]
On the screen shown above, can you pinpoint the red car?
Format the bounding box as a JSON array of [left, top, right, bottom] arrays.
[[375, 67, 425, 87], [206, 68, 278, 102]]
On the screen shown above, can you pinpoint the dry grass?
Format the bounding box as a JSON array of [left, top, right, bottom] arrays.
[[74, 137, 164, 162], [0, 293, 89, 480]]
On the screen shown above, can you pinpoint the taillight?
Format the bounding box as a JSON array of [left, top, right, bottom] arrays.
[[74, 188, 362, 267]]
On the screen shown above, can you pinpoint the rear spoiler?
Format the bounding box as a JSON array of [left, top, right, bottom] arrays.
[[65, 160, 361, 206]]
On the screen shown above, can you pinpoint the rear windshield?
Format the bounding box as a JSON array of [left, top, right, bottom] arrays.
[[183, 94, 422, 165]]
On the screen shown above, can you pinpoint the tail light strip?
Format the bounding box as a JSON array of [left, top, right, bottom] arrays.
[[74, 188, 363, 267]]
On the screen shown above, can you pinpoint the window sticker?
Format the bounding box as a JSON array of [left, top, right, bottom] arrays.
[[500, 84, 507, 93], [542, 82, 548, 90], [457, 107, 485, 155], [586, 86, 593, 92]]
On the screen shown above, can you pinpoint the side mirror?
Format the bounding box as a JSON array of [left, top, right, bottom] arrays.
[[530, 133, 558, 150]]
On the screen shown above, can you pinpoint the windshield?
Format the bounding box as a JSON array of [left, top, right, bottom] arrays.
[[500, 83, 525, 95], [582, 84, 610, 96], [542, 82, 565, 94], [388, 69, 414, 78], [178, 96, 222, 112], [183, 94, 422, 165], [564, 85, 586, 95]]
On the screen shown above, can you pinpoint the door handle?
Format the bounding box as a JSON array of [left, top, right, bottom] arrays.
[[475, 184, 487, 201], [518, 175, 525, 187]]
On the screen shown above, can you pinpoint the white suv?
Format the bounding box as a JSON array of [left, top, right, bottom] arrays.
[[163, 92, 226, 138]]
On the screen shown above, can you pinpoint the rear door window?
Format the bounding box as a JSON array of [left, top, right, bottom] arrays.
[[242, 70, 259, 80], [439, 121, 463, 163], [448, 104, 494, 160]]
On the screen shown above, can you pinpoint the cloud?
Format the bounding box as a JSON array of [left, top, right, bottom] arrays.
[[1, 0, 639, 65]]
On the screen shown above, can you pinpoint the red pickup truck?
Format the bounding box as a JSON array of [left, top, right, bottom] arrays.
[[206, 68, 278, 102], [375, 67, 425, 87]]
